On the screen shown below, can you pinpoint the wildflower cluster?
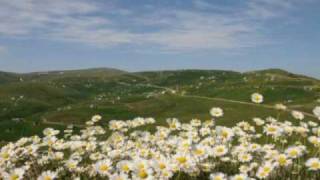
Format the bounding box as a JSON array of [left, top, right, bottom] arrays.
[[1, 93, 320, 180]]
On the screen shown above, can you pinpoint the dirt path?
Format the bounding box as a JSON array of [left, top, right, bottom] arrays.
[[42, 83, 318, 126], [182, 95, 317, 118], [145, 84, 318, 119], [42, 118, 85, 128]]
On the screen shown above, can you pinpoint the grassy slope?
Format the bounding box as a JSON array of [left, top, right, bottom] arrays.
[[0, 68, 319, 142]]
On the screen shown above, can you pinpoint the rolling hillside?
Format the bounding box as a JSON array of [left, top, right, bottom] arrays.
[[0, 68, 319, 143]]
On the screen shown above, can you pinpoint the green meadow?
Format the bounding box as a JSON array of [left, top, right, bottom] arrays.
[[0, 68, 319, 143]]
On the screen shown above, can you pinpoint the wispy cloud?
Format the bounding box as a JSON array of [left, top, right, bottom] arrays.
[[246, 0, 294, 19], [137, 10, 262, 51], [0, 0, 99, 36], [0, 0, 312, 52]]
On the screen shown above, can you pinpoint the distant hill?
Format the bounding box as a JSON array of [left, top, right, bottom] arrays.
[[0, 72, 21, 84], [0, 68, 319, 143]]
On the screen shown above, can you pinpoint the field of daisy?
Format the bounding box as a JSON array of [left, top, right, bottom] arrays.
[[1, 93, 320, 180]]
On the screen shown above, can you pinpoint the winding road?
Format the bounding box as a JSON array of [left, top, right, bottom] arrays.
[[143, 83, 318, 119], [42, 82, 318, 127]]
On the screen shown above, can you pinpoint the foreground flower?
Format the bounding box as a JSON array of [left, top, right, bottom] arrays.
[[251, 93, 263, 104], [95, 159, 113, 176], [275, 154, 292, 167], [173, 153, 194, 169], [43, 128, 60, 136], [213, 145, 228, 157], [275, 103, 287, 111], [2, 168, 25, 180], [256, 162, 274, 179], [210, 172, 227, 180], [264, 124, 282, 137], [238, 153, 253, 163], [313, 106, 320, 119], [230, 173, 249, 180], [37, 171, 57, 180], [306, 158, 320, 171], [2, 93, 320, 180], [210, 107, 224, 118], [91, 114, 102, 122], [291, 111, 304, 120], [285, 146, 304, 159], [253, 118, 265, 126]]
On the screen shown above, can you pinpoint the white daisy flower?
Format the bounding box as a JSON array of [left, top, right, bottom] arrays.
[[256, 162, 274, 179], [230, 173, 249, 180], [91, 114, 102, 122], [213, 145, 228, 157], [264, 124, 283, 137], [275, 154, 292, 167], [306, 158, 320, 171], [132, 167, 154, 180], [238, 153, 253, 163], [216, 126, 234, 141], [117, 160, 132, 174], [173, 152, 195, 169], [210, 172, 227, 180], [37, 171, 57, 180], [2, 168, 25, 180], [166, 118, 181, 130], [253, 118, 265, 126], [285, 146, 304, 159], [109, 173, 129, 180], [313, 106, 320, 119], [94, 159, 113, 176], [291, 111, 304, 120], [251, 93, 263, 104], [210, 107, 224, 118], [275, 103, 287, 111], [43, 128, 60, 137]]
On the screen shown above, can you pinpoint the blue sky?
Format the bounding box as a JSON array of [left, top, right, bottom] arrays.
[[0, 0, 319, 78]]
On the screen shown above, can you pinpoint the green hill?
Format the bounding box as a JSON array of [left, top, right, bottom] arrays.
[[0, 68, 319, 143]]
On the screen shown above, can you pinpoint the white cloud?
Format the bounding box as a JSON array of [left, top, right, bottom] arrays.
[[139, 11, 261, 51], [246, 0, 293, 19], [0, 0, 98, 36], [0, 0, 311, 52]]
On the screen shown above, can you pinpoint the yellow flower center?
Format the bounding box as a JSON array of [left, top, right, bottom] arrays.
[[67, 163, 76, 169], [235, 177, 244, 180], [278, 156, 287, 166], [1, 152, 9, 159], [137, 163, 145, 169], [263, 167, 271, 173], [170, 124, 177, 129], [222, 131, 229, 138], [159, 163, 166, 169], [138, 169, 148, 179], [217, 147, 224, 153], [10, 174, 19, 180], [176, 157, 187, 164], [194, 149, 204, 155], [259, 171, 267, 177], [268, 127, 276, 132], [311, 162, 320, 169], [121, 165, 130, 172], [243, 155, 249, 159], [289, 150, 298, 157], [44, 176, 52, 180], [99, 164, 109, 172], [163, 171, 169, 177]]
